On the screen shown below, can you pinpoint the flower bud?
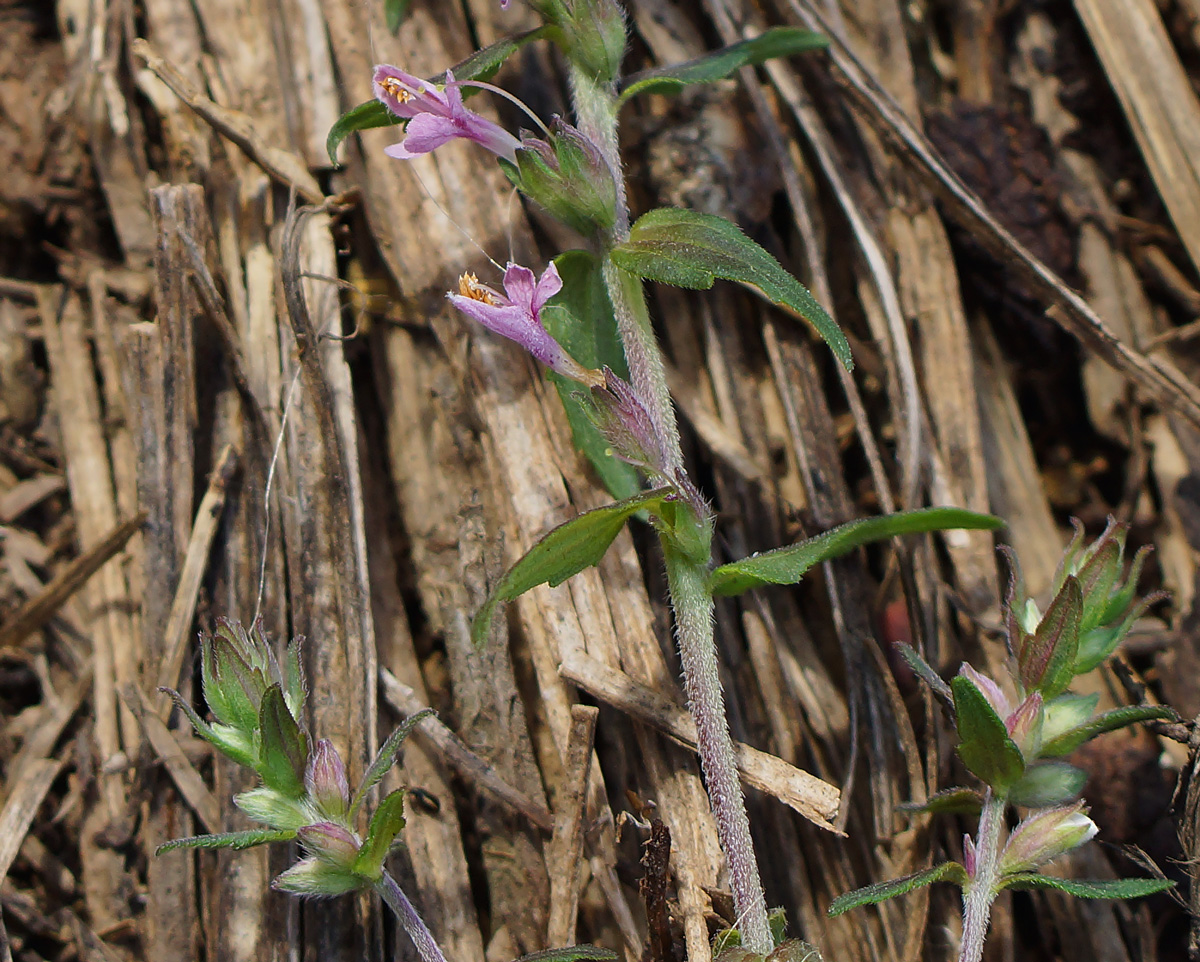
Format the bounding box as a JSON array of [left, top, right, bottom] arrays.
[[580, 368, 669, 478], [561, 0, 626, 84], [297, 822, 361, 868], [306, 739, 351, 818], [502, 119, 617, 235], [272, 857, 364, 898], [1005, 691, 1044, 761], [234, 787, 311, 832], [998, 802, 1098, 876]]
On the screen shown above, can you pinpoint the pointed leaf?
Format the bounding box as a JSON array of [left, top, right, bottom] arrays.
[[894, 642, 953, 703], [353, 788, 407, 881], [326, 100, 402, 164], [350, 708, 435, 817], [1040, 704, 1176, 758], [540, 250, 640, 500], [610, 208, 852, 369], [1018, 577, 1082, 697], [200, 633, 234, 727], [710, 508, 1002, 596], [471, 487, 671, 647], [511, 947, 618, 962], [212, 639, 263, 732], [282, 635, 307, 719], [436, 26, 551, 86], [898, 787, 983, 817], [257, 685, 307, 797], [952, 675, 1025, 791], [160, 687, 256, 768], [999, 874, 1174, 898], [619, 28, 828, 103], [827, 862, 968, 916], [156, 829, 296, 855]]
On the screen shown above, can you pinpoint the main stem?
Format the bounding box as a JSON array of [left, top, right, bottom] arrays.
[[960, 790, 1005, 962], [568, 60, 772, 955], [376, 871, 450, 962]]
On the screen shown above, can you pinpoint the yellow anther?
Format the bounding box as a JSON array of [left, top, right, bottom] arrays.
[[458, 272, 500, 305], [379, 77, 413, 104]]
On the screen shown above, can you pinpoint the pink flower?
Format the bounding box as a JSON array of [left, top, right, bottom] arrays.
[[373, 65, 520, 163], [448, 262, 604, 387]]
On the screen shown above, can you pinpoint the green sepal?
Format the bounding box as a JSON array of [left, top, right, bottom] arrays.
[[233, 787, 311, 831], [353, 788, 407, 881], [1040, 704, 1176, 758], [384, 0, 412, 32], [212, 638, 263, 733], [282, 634, 306, 721], [200, 633, 234, 728], [256, 685, 307, 798], [827, 862, 968, 916], [768, 906, 788, 947], [350, 708, 435, 818], [998, 874, 1175, 898], [541, 251, 640, 500], [952, 675, 1025, 792], [156, 829, 296, 855], [897, 787, 983, 817], [655, 497, 713, 565], [471, 487, 671, 647], [709, 508, 1002, 596], [160, 687, 257, 769], [511, 947, 618, 962], [1008, 762, 1087, 807], [1018, 577, 1081, 698], [619, 27, 828, 103], [610, 208, 852, 370]]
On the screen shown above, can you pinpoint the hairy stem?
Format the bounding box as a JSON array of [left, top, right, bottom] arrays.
[[664, 545, 771, 954], [376, 871, 450, 962], [960, 790, 1005, 962]]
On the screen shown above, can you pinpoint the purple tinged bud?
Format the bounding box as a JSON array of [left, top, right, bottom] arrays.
[[1005, 691, 1044, 761], [373, 65, 521, 163], [306, 739, 350, 818], [957, 663, 1011, 721], [504, 119, 617, 234], [998, 802, 1098, 876], [582, 368, 671, 478], [448, 262, 605, 387], [272, 857, 364, 898], [297, 822, 361, 867]]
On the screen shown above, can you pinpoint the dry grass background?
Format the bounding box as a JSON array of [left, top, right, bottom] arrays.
[[2, 0, 1200, 960]]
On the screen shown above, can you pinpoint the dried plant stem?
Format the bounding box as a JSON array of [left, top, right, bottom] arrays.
[[376, 871, 450, 962], [960, 790, 1005, 962], [568, 42, 772, 957]]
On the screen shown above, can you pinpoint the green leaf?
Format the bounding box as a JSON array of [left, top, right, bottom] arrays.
[[709, 508, 1002, 596], [437, 26, 550, 86], [1009, 762, 1087, 807], [160, 687, 257, 769], [1018, 576, 1082, 698], [827, 862, 967, 916], [384, 0, 412, 32], [350, 708, 435, 817], [999, 874, 1175, 898], [257, 685, 307, 798], [1040, 704, 1176, 758], [326, 100, 403, 165], [471, 487, 671, 647], [353, 789, 407, 881], [897, 787, 983, 817], [610, 207, 852, 369], [156, 829, 296, 855], [541, 250, 640, 500], [619, 28, 828, 103], [952, 675, 1025, 792], [511, 947, 618, 962], [894, 642, 953, 703]]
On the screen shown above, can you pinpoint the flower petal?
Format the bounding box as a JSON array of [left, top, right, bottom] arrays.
[[387, 113, 462, 158], [501, 263, 538, 311], [531, 260, 564, 313]]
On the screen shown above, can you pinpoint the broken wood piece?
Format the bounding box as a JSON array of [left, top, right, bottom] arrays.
[[546, 704, 598, 948], [0, 474, 65, 523], [558, 650, 841, 831], [0, 758, 64, 882], [0, 514, 145, 651], [378, 668, 554, 832], [153, 444, 239, 703], [119, 685, 221, 834]]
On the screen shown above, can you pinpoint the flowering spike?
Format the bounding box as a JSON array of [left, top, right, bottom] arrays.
[[448, 262, 606, 387], [373, 66, 520, 162], [579, 367, 670, 477]]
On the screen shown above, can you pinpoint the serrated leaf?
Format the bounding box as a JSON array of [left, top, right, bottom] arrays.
[[541, 250, 640, 500], [1040, 704, 1176, 757], [156, 829, 295, 855], [1009, 762, 1087, 807], [999, 874, 1175, 898], [610, 208, 852, 369], [952, 675, 1025, 792], [897, 787, 983, 817], [257, 685, 307, 798], [619, 27, 828, 103], [471, 487, 671, 647], [511, 947, 618, 962], [827, 862, 967, 916], [709, 508, 1002, 596], [353, 789, 406, 881], [384, 0, 412, 32], [350, 708, 435, 817]]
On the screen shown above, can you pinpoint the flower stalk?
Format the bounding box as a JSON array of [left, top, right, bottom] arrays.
[[959, 790, 1004, 962], [376, 870, 451, 962]]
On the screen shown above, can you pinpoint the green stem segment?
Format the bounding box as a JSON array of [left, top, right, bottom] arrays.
[[376, 871, 450, 962], [568, 53, 772, 955], [960, 791, 1005, 962]]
